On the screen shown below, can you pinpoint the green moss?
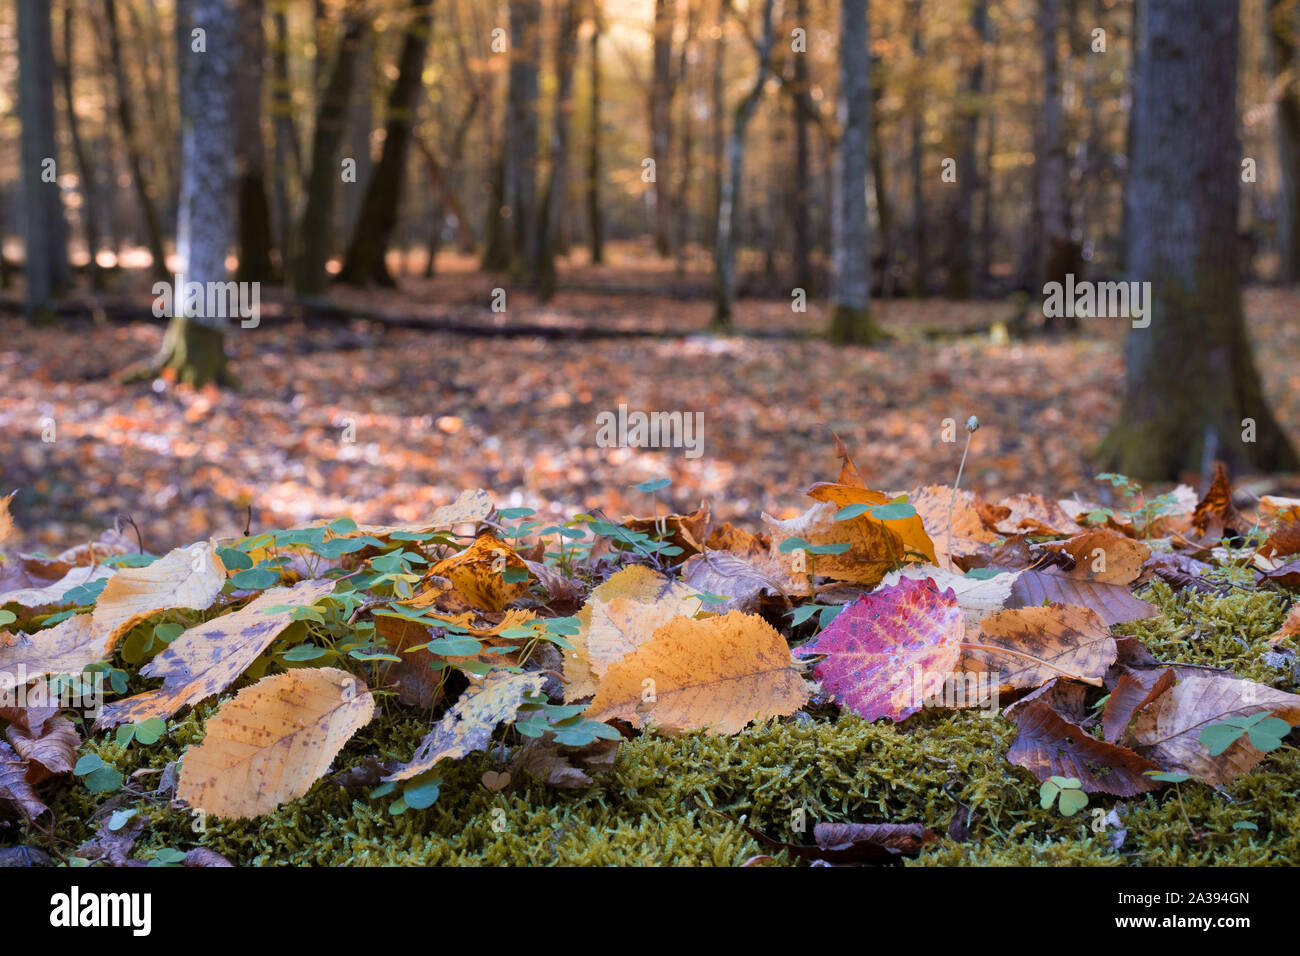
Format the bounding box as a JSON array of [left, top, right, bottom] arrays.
[[12, 586, 1300, 865]]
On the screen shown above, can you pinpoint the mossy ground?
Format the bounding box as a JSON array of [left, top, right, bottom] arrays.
[[13, 583, 1300, 866]]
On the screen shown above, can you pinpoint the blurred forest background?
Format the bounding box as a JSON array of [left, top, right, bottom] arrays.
[[2, 0, 1300, 556]]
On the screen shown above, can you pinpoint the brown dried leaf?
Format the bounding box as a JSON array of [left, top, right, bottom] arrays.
[[989, 494, 1084, 537], [177, 668, 375, 819], [0, 739, 48, 823], [1009, 567, 1157, 625], [1129, 674, 1300, 785], [5, 712, 79, 783], [428, 533, 531, 611], [91, 540, 227, 644], [1006, 700, 1161, 796], [1102, 669, 1176, 744], [959, 605, 1117, 695], [681, 550, 783, 614], [0, 613, 114, 697]]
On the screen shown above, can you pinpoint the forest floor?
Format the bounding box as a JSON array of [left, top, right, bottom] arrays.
[[5, 249, 1300, 557], [5, 256, 1300, 868]]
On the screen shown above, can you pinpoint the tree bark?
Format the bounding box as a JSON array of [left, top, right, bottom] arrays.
[[587, 0, 605, 265], [60, 0, 103, 290], [907, 0, 926, 296], [1036, 0, 1077, 330], [828, 0, 885, 344], [537, 0, 581, 301], [651, 0, 676, 257], [944, 0, 987, 298], [496, 0, 541, 274], [337, 0, 435, 286], [1101, 0, 1297, 477], [235, 0, 273, 282], [293, 12, 367, 295], [1268, 0, 1300, 283], [150, 0, 240, 387], [711, 0, 775, 331], [103, 0, 169, 282], [790, 0, 814, 294], [269, 1, 301, 274], [18, 0, 70, 319]]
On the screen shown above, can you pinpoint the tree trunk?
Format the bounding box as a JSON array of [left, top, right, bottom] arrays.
[[103, 0, 169, 282], [341, 31, 374, 246], [1037, 0, 1076, 330], [976, 7, 999, 284], [587, 0, 605, 265], [790, 0, 814, 294], [270, 1, 301, 275], [293, 12, 367, 295], [497, 0, 541, 274], [651, 0, 676, 258], [18, 0, 70, 319], [1101, 0, 1297, 477], [151, 0, 239, 387], [944, 0, 987, 298], [711, 0, 775, 331], [61, 0, 103, 290], [907, 0, 926, 296], [869, 53, 893, 300], [337, 0, 435, 286], [828, 0, 885, 344], [235, 0, 273, 283], [537, 0, 580, 301], [707, 0, 726, 253], [1268, 0, 1300, 283], [672, 1, 698, 277]]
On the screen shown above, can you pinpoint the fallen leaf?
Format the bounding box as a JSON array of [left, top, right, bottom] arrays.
[[907, 484, 998, 565], [703, 523, 770, 561], [95, 578, 338, 728], [1269, 603, 1300, 645], [563, 565, 694, 701], [681, 550, 783, 613], [428, 533, 531, 611], [0, 564, 115, 613], [91, 540, 227, 644], [1129, 674, 1300, 785], [1051, 529, 1150, 584], [184, 847, 234, 867], [5, 712, 79, 783], [1261, 522, 1300, 560], [1102, 669, 1176, 744], [586, 610, 809, 734], [1008, 567, 1157, 625], [793, 576, 963, 722], [1192, 463, 1245, 538], [0, 613, 114, 696], [879, 564, 1018, 634], [511, 734, 620, 789], [1006, 700, 1161, 796], [385, 670, 545, 781], [623, 501, 711, 559], [1002, 676, 1091, 724], [77, 815, 143, 867], [805, 482, 937, 563], [762, 499, 907, 591], [0, 740, 48, 823], [337, 488, 494, 538], [0, 492, 12, 543], [959, 605, 1117, 696], [177, 667, 375, 819], [988, 493, 1084, 537]]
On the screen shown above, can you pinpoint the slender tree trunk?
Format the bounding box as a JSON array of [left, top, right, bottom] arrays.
[[1101, 0, 1297, 477], [650, 0, 676, 258], [61, 0, 102, 290], [341, 31, 374, 247], [337, 0, 435, 286], [672, 2, 698, 277], [790, 0, 814, 294], [828, 0, 885, 344], [708, 0, 726, 253], [945, 0, 987, 298], [977, 7, 999, 284], [1268, 0, 1300, 283], [103, 0, 169, 282], [499, 0, 541, 274], [587, 0, 605, 265], [537, 0, 580, 301], [1037, 0, 1075, 329], [149, 0, 239, 387], [293, 13, 366, 294], [270, 1, 301, 274], [711, 0, 775, 331], [907, 0, 926, 296], [18, 0, 70, 320], [235, 0, 273, 282], [869, 53, 893, 300]]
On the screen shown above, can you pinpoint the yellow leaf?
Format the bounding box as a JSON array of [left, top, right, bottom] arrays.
[[428, 533, 531, 611], [95, 578, 337, 729], [562, 565, 698, 701], [385, 670, 544, 781], [92, 540, 227, 645], [336, 488, 495, 538], [585, 611, 809, 735], [587, 591, 701, 679], [806, 482, 937, 564], [0, 492, 13, 544], [762, 500, 903, 590], [177, 667, 374, 819]]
